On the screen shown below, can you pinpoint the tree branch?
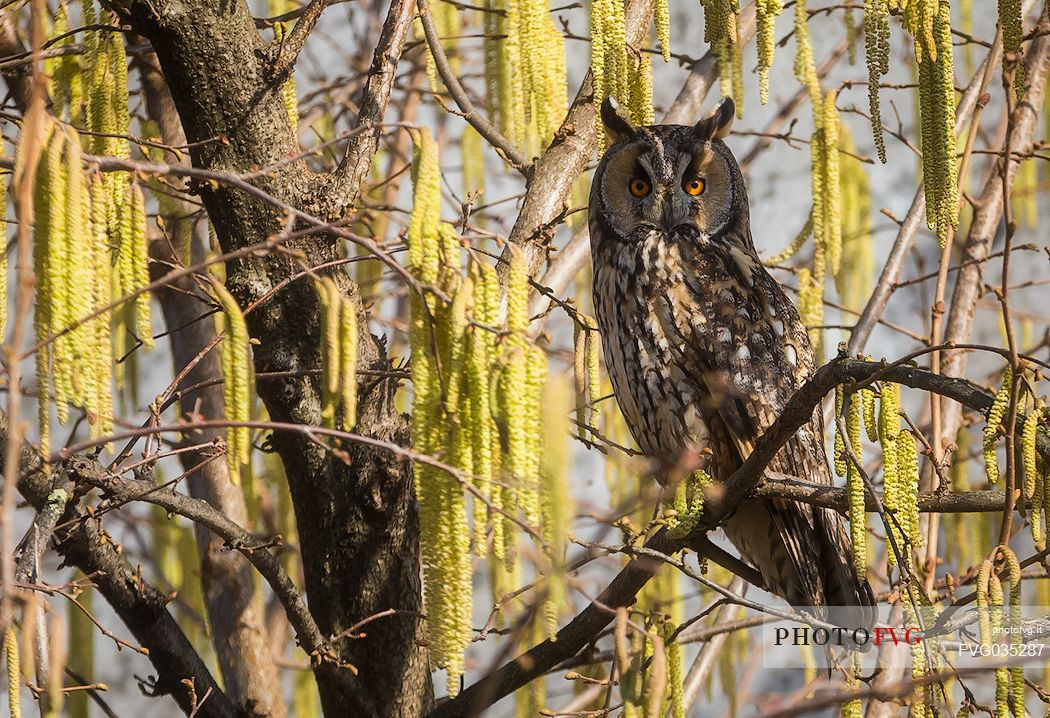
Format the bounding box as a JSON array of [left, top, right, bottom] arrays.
[[330, 0, 416, 211], [417, 0, 529, 171], [508, 0, 656, 277], [940, 12, 1050, 441], [754, 473, 1030, 514], [267, 0, 333, 81], [428, 355, 1050, 718], [67, 456, 375, 718], [0, 413, 236, 718]]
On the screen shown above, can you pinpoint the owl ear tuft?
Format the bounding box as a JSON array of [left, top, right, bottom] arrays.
[[600, 96, 637, 144], [694, 97, 735, 141]]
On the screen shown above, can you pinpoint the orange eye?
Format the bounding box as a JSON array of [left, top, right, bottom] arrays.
[[684, 177, 706, 196], [629, 177, 651, 198]]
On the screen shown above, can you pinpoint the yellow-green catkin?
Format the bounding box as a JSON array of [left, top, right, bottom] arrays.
[[461, 126, 485, 199], [793, 0, 821, 112], [66, 583, 93, 718], [47, 4, 83, 124], [629, 52, 655, 127], [864, 0, 890, 162], [983, 366, 1013, 485], [500, 245, 534, 525], [270, 1, 300, 132], [756, 0, 783, 104], [834, 385, 847, 477], [861, 385, 879, 442], [87, 173, 113, 439], [468, 260, 500, 558], [999, 0, 1023, 73], [488, 0, 567, 155], [423, 0, 461, 94], [840, 652, 862, 718], [33, 123, 115, 445], [980, 562, 1009, 718], [407, 130, 473, 697], [907, 602, 931, 718], [586, 320, 601, 439], [837, 128, 874, 311], [879, 383, 915, 568], [846, 392, 867, 578], [663, 623, 685, 718], [128, 181, 152, 349], [810, 91, 842, 291], [314, 277, 358, 431], [995, 546, 1025, 718], [593, 0, 650, 150], [1023, 402, 1044, 546], [36, 125, 70, 428], [339, 296, 358, 431], [912, 0, 958, 247], [895, 427, 922, 552], [317, 277, 341, 427], [655, 0, 671, 62], [709, 1, 744, 119], [668, 469, 711, 537], [3, 627, 19, 718], [540, 375, 573, 639], [84, 6, 131, 261], [797, 267, 824, 358], [573, 319, 590, 441], [211, 280, 253, 486]]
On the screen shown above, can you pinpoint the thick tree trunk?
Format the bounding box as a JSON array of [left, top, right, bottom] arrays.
[[137, 45, 288, 718], [122, 1, 432, 715]]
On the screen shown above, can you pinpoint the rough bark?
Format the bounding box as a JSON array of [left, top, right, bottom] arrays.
[[121, 1, 431, 714], [137, 45, 287, 717]]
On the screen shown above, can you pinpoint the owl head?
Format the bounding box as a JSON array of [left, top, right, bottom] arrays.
[[590, 97, 749, 245]]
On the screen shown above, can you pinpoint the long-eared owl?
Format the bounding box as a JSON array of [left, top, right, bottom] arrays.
[[589, 96, 874, 623]]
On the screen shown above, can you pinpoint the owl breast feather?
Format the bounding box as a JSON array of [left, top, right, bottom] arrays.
[[591, 230, 811, 480]]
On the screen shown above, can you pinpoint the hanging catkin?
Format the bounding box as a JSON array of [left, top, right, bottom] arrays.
[[983, 366, 1013, 485], [4, 627, 19, 718], [211, 280, 254, 486], [879, 383, 920, 568], [314, 277, 359, 431], [32, 123, 117, 448], [845, 391, 867, 577], [837, 128, 874, 311], [407, 129, 473, 696], [756, 0, 783, 104], [1023, 402, 1044, 545], [793, 0, 821, 112], [655, 0, 671, 62], [864, 0, 890, 162], [912, 0, 958, 247], [592, 0, 652, 149], [485, 0, 567, 155]]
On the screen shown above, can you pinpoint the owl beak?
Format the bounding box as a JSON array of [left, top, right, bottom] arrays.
[[660, 194, 688, 230]]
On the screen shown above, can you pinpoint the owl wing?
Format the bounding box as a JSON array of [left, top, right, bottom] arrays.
[[668, 244, 872, 615], [668, 244, 827, 483]]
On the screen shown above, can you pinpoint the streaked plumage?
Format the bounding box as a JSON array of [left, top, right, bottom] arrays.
[[589, 97, 874, 624]]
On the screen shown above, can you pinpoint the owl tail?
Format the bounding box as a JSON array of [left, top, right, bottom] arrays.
[[720, 497, 876, 632]]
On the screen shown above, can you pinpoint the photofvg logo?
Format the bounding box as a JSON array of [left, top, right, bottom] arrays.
[[754, 605, 1050, 672], [772, 624, 921, 651]]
